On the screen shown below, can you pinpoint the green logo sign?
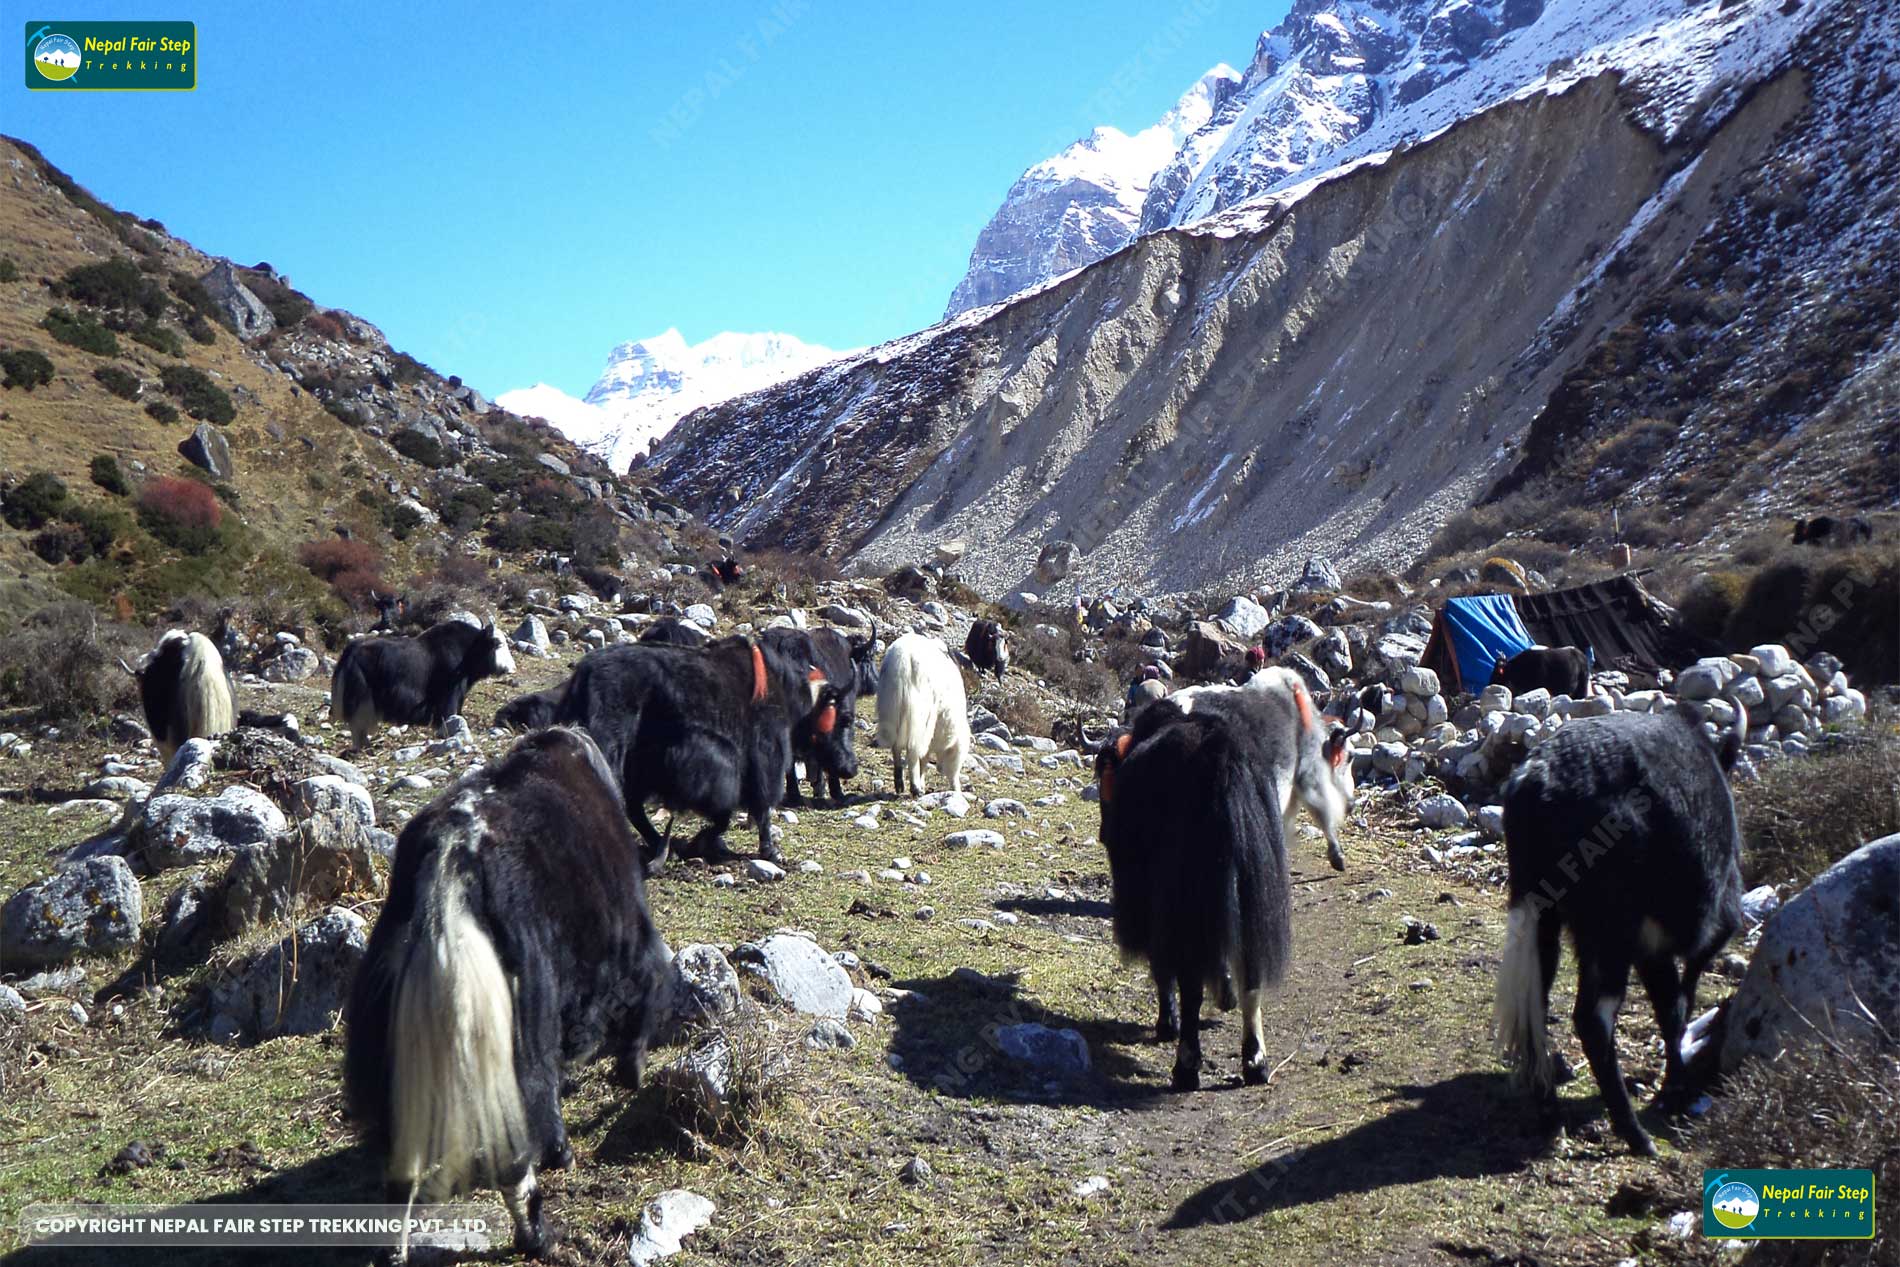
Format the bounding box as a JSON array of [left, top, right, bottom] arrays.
[[1704, 1169, 1875, 1240], [25, 21, 195, 90]]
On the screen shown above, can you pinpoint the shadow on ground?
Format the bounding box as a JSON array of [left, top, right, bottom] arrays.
[[1163, 1072, 1548, 1229]]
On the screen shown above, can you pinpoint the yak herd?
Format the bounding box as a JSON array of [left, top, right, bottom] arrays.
[[121, 604, 1756, 1257]]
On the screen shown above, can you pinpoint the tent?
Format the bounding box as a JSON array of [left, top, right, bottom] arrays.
[[1421, 593, 1535, 694], [1513, 574, 1695, 675]]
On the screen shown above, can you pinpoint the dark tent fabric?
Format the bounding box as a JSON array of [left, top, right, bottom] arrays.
[[1512, 574, 1693, 676], [1421, 594, 1535, 694]]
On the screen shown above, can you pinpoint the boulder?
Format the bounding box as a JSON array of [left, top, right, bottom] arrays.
[[1312, 629, 1354, 680], [1279, 651, 1331, 695], [1722, 833, 1900, 1073], [216, 825, 380, 937], [178, 424, 233, 480], [934, 540, 967, 569], [200, 261, 274, 340], [995, 1022, 1091, 1075], [817, 604, 871, 630], [627, 1190, 716, 1267], [668, 944, 742, 1037], [1676, 658, 1741, 701], [152, 738, 217, 794], [1035, 540, 1079, 584], [1750, 644, 1795, 677], [1179, 621, 1241, 677], [1399, 666, 1440, 698], [535, 452, 572, 477], [731, 933, 851, 1018], [1, 857, 143, 969], [260, 645, 320, 683], [1263, 614, 1324, 659], [1479, 557, 1528, 590], [513, 615, 551, 654], [1366, 632, 1427, 684], [287, 776, 376, 832], [1417, 794, 1470, 830], [1293, 557, 1342, 593], [1213, 595, 1270, 642], [132, 787, 288, 871], [206, 907, 368, 1041], [682, 604, 717, 630], [943, 829, 1006, 850]]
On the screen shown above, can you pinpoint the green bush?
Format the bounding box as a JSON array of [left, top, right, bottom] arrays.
[[168, 271, 223, 324], [1677, 571, 1747, 644], [388, 351, 431, 385], [92, 364, 141, 400], [31, 521, 92, 564], [41, 306, 119, 356], [89, 454, 130, 496], [127, 319, 184, 357], [64, 503, 132, 556], [183, 312, 217, 345], [57, 257, 166, 316], [382, 499, 425, 540], [144, 398, 180, 424], [159, 364, 236, 424], [4, 472, 70, 528], [488, 509, 573, 555], [436, 483, 495, 531], [390, 428, 452, 469], [0, 256, 19, 283], [0, 347, 56, 390]]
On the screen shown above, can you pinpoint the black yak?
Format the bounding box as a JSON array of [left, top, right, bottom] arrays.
[[495, 683, 567, 732], [132, 630, 236, 763], [764, 626, 865, 805], [1493, 706, 1744, 1155], [330, 618, 516, 749], [343, 727, 670, 1258], [963, 619, 1010, 681], [1493, 645, 1591, 701], [637, 618, 709, 648], [1094, 688, 1296, 1090], [555, 636, 843, 869]]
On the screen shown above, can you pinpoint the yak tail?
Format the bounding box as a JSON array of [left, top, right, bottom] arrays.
[[385, 878, 530, 1203], [178, 632, 235, 741], [1218, 738, 1292, 994], [330, 648, 365, 726], [1493, 900, 1552, 1093]]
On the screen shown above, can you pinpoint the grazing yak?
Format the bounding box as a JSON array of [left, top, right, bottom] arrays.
[[963, 619, 1010, 681], [1493, 645, 1591, 701], [1166, 668, 1362, 871], [1093, 690, 1294, 1090], [344, 727, 670, 1260], [132, 630, 237, 763], [330, 618, 516, 749], [764, 626, 867, 805], [876, 633, 973, 796], [1493, 706, 1744, 1156], [555, 636, 846, 869], [495, 683, 567, 732], [638, 619, 710, 648], [1793, 513, 1874, 546]]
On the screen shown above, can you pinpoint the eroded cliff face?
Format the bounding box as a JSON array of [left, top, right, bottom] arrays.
[[651, 1, 1893, 600]]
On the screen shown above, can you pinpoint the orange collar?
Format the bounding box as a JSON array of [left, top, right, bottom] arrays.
[[1293, 681, 1315, 732], [750, 643, 768, 702]]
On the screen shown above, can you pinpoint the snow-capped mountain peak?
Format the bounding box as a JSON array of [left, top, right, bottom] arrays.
[[499, 329, 839, 472], [943, 64, 1243, 317]]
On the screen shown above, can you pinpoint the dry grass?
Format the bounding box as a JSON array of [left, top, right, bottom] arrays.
[[1735, 713, 1900, 886]]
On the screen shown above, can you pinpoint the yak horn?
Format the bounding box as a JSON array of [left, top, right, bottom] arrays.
[[117, 657, 139, 678]]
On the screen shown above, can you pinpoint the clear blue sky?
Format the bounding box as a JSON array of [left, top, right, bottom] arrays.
[[10, 1, 1285, 397]]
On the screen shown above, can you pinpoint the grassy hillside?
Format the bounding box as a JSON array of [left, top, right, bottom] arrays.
[[0, 136, 672, 639]]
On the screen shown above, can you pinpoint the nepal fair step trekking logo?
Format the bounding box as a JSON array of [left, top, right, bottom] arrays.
[[1704, 1169, 1875, 1240], [26, 21, 195, 90]]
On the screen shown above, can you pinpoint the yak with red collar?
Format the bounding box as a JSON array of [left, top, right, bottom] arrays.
[[554, 634, 842, 872]]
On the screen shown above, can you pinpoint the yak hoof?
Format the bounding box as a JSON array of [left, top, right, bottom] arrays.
[[1155, 1019, 1178, 1043], [513, 1223, 553, 1261], [1621, 1125, 1660, 1158], [542, 1140, 575, 1170], [1217, 975, 1239, 1011], [1170, 1063, 1201, 1093], [1327, 844, 1346, 872], [1242, 1058, 1270, 1087]]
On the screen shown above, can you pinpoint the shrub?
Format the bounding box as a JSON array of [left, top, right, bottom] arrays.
[[3, 472, 70, 528], [435, 483, 495, 531], [1677, 571, 1747, 644], [390, 428, 452, 469], [236, 269, 313, 330], [159, 364, 236, 424], [298, 537, 383, 582], [1735, 717, 1899, 886], [137, 476, 224, 553], [519, 476, 579, 516], [89, 454, 130, 495], [303, 310, 351, 341], [127, 319, 184, 357], [63, 502, 132, 556], [144, 399, 180, 424], [0, 347, 56, 390], [570, 506, 624, 569], [1006, 621, 1118, 708], [0, 256, 18, 283], [92, 364, 141, 400], [488, 509, 573, 555], [41, 306, 119, 355], [56, 257, 166, 316], [0, 601, 144, 722], [168, 271, 222, 324], [388, 351, 431, 385], [183, 311, 217, 345], [31, 522, 91, 564]]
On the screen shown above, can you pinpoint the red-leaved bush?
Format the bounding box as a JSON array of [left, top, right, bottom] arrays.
[[136, 477, 223, 552], [298, 537, 385, 608]]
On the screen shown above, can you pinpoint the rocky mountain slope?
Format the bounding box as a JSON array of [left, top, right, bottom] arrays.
[[943, 66, 1241, 318], [649, 0, 1897, 600], [498, 329, 839, 473]]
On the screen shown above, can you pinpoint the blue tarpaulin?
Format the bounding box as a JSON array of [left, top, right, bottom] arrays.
[[1423, 594, 1536, 694]]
